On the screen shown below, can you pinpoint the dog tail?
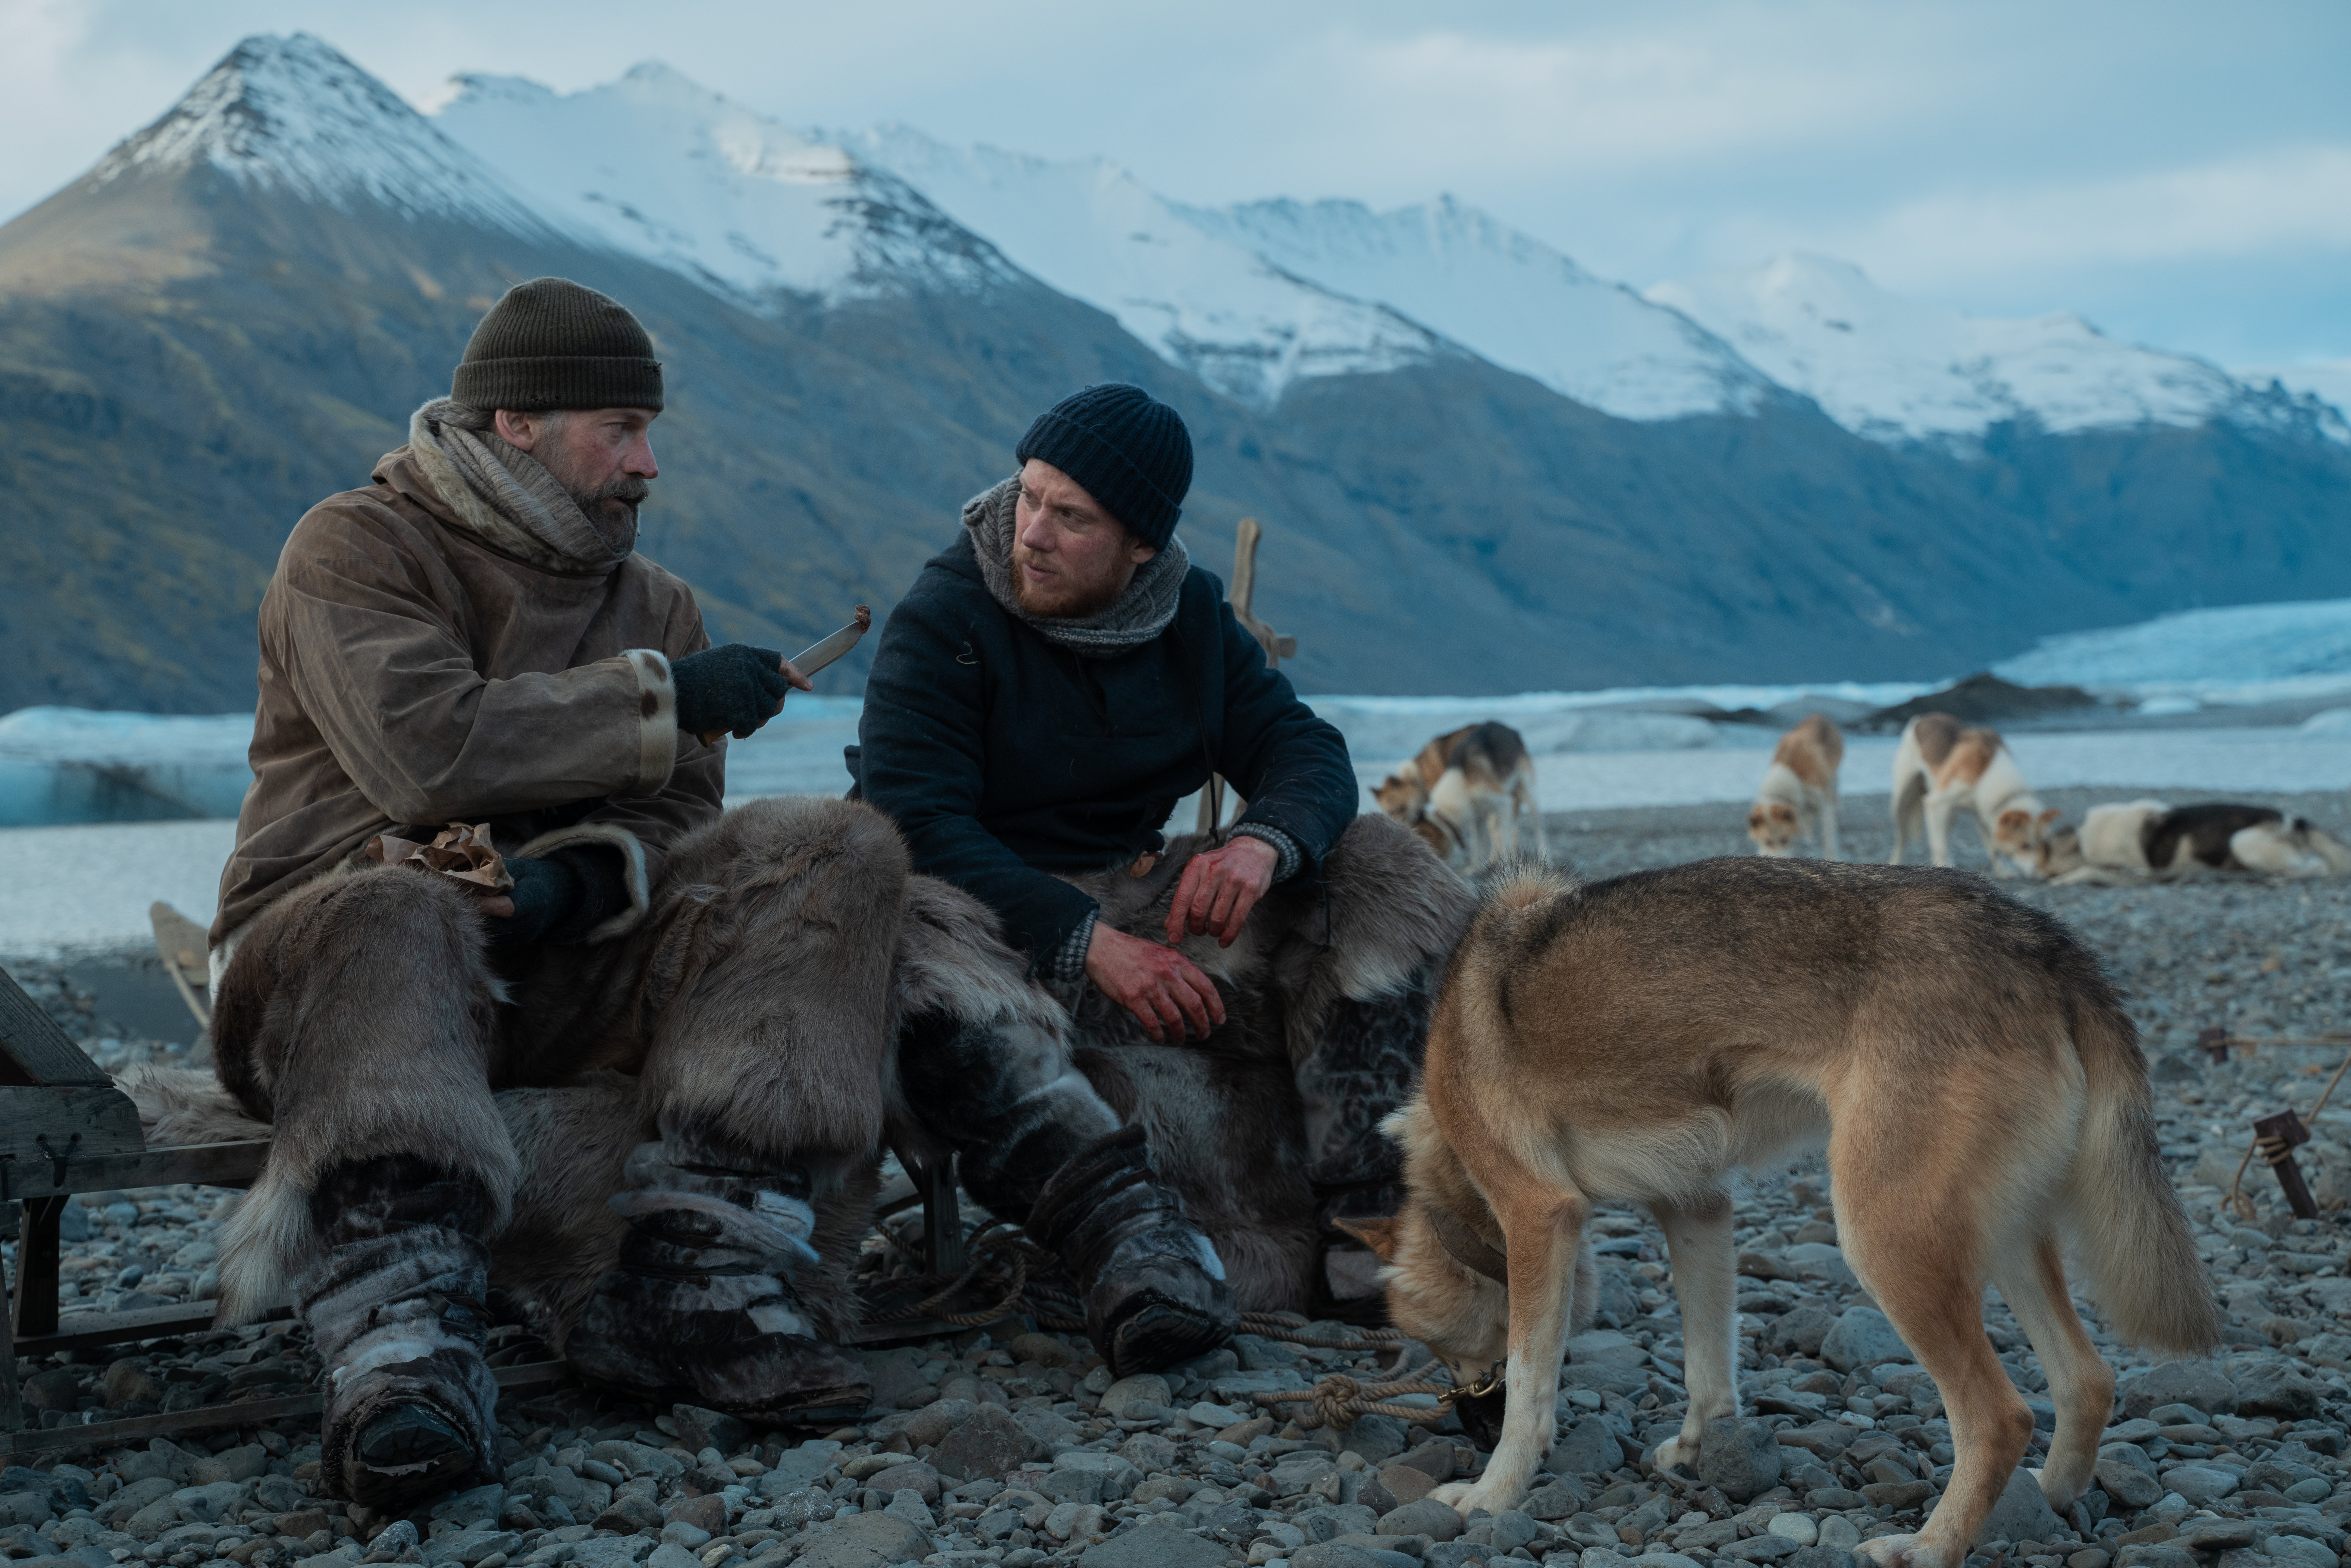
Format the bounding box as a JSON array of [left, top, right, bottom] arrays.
[[1482, 858, 1575, 913], [2062, 988, 2220, 1357]]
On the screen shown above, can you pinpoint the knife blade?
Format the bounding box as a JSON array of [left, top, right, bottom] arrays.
[[699, 604, 871, 744]]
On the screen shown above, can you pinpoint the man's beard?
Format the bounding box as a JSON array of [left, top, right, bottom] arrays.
[[569, 475, 648, 553], [1012, 545, 1131, 619]]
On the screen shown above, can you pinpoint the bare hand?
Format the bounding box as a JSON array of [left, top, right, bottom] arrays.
[[478, 894, 515, 918], [1166, 835, 1278, 947], [1085, 923, 1227, 1042]]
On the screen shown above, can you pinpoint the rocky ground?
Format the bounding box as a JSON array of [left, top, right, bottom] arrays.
[[5, 790, 2350, 1568]]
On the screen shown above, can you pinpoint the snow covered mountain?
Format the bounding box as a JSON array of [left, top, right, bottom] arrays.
[[89, 33, 550, 237], [2238, 359, 2351, 427], [428, 68, 1019, 305], [1648, 254, 2348, 446], [832, 127, 1449, 407], [1182, 196, 1772, 421], [66, 40, 2349, 444], [10, 31, 2351, 714]]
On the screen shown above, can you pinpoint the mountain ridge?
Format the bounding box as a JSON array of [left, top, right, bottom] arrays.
[[3, 34, 2348, 715]]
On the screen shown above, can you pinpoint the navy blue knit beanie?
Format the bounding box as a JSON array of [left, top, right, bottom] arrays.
[[1015, 384, 1193, 549]]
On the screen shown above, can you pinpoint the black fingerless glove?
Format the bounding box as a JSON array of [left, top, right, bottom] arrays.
[[672, 643, 792, 739], [487, 847, 629, 949]]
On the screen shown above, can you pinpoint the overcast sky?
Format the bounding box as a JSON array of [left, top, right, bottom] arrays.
[[6, 0, 2347, 369]]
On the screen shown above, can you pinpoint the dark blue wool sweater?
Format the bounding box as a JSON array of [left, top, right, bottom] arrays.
[[852, 530, 1357, 972]]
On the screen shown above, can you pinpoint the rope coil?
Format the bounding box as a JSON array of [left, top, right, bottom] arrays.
[[1250, 1359, 1465, 1429]]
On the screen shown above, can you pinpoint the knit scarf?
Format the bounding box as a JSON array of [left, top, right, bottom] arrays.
[[963, 476, 1187, 657], [405, 399, 635, 575]]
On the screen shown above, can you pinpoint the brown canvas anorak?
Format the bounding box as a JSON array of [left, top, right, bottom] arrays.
[[212, 445, 718, 944]]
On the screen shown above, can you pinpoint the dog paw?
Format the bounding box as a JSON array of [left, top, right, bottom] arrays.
[[1433, 1480, 1518, 1518], [1854, 1534, 1961, 1568], [1650, 1436, 1699, 1473]]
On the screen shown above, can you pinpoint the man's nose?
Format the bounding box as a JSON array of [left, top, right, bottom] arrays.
[[626, 435, 658, 480]]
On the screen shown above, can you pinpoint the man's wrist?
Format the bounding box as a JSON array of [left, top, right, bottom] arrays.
[[1230, 823, 1301, 883], [1053, 907, 1100, 988]]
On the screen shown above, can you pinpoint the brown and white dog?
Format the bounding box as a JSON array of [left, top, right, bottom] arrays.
[[2035, 800, 2170, 883], [1887, 713, 2057, 876], [1376, 721, 1544, 873], [2040, 801, 2349, 882], [1747, 713, 1844, 858], [1347, 858, 2215, 1568]]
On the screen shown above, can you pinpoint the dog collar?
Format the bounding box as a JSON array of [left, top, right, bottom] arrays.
[[1427, 1204, 1509, 1285]]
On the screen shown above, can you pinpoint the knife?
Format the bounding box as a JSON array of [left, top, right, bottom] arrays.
[[699, 604, 871, 745]]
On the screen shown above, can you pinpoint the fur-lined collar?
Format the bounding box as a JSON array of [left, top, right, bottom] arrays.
[[405, 398, 634, 576], [962, 475, 1189, 658]]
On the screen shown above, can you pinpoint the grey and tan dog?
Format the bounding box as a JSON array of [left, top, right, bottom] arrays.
[[1346, 857, 2216, 1568]]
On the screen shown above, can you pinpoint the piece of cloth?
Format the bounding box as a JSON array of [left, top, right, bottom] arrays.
[[206, 796, 910, 1329], [963, 477, 1190, 657], [671, 642, 795, 740], [408, 399, 638, 569], [1015, 383, 1192, 549], [212, 429, 713, 945], [852, 482, 1358, 971], [452, 277, 664, 413]]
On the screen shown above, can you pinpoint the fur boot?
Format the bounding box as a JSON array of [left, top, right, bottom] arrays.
[[303, 1157, 499, 1509], [562, 1134, 872, 1421], [1026, 1125, 1237, 1379]]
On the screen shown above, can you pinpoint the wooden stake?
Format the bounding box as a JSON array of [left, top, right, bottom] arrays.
[[2252, 1109, 2319, 1220], [1199, 519, 1297, 834]]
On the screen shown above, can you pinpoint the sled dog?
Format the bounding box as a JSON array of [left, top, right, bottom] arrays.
[[1887, 714, 2056, 876], [2041, 801, 2348, 882], [2035, 800, 2170, 883], [1346, 857, 2215, 1568], [1374, 724, 1476, 823], [1376, 721, 1544, 872], [2147, 803, 2349, 878], [1747, 713, 1844, 858]]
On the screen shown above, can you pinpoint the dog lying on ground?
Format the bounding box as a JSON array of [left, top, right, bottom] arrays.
[[2149, 803, 2349, 878], [2039, 801, 2350, 882], [1376, 720, 1544, 873], [1747, 713, 1844, 858], [1346, 857, 2215, 1568], [1887, 713, 2056, 876], [2035, 800, 2170, 883]]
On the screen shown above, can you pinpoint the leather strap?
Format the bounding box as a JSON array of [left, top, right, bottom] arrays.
[[1427, 1203, 1509, 1285]]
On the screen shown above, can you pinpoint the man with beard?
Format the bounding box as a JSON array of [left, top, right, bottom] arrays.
[[206, 278, 904, 1507], [854, 384, 1373, 1374]]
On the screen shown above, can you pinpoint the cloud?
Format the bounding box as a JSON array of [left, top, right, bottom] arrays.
[[1, 0, 2345, 362], [1833, 144, 2351, 287]]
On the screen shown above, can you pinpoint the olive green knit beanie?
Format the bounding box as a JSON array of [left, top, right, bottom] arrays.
[[451, 277, 664, 412]]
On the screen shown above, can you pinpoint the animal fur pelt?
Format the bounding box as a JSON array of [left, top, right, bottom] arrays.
[[126, 809, 1471, 1332], [1060, 811, 1475, 1310]]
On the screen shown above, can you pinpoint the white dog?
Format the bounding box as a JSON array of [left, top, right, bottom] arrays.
[[1746, 713, 1843, 858], [1887, 713, 2056, 877]]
